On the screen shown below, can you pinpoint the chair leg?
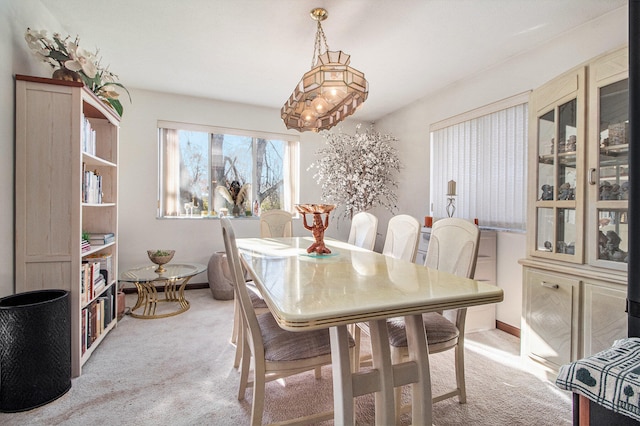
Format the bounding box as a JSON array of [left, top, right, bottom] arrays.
[[251, 364, 266, 426], [238, 328, 251, 400], [455, 342, 467, 404], [233, 304, 243, 369], [231, 297, 239, 344]]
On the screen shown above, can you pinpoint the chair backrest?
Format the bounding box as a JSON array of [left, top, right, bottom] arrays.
[[260, 209, 293, 238], [382, 214, 421, 262], [424, 218, 480, 279], [347, 212, 378, 250], [221, 218, 265, 358]]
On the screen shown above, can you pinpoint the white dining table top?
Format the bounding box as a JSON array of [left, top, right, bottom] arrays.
[[237, 237, 504, 331]]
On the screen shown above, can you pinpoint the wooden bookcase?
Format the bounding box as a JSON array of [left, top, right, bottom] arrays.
[[15, 75, 120, 377]]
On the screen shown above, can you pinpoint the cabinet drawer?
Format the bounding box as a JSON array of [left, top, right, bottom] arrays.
[[583, 281, 627, 357], [524, 269, 580, 369]]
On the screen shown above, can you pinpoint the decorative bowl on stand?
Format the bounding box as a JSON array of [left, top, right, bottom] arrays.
[[147, 250, 175, 273], [295, 204, 336, 254]]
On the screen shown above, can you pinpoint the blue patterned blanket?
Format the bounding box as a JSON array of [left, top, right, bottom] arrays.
[[556, 338, 640, 422]]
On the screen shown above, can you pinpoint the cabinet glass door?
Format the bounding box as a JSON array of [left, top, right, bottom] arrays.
[[596, 78, 629, 265], [534, 99, 579, 258]]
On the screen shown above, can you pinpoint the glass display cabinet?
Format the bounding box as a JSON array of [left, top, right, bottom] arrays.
[[529, 67, 585, 263], [521, 47, 629, 374], [590, 77, 629, 270]]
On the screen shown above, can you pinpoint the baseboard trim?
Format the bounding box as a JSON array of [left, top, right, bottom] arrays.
[[122, 282, 209, 294], [496, 320, 520, 338]]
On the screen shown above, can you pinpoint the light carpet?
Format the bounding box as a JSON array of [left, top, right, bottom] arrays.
[[0, 289, 573, 425]]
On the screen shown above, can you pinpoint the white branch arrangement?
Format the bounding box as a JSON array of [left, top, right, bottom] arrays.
[[309, 124, 401, 220]]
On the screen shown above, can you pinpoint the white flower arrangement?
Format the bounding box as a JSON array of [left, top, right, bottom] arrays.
[[309, 124, 401, 220], [24, 28, 130, 116]]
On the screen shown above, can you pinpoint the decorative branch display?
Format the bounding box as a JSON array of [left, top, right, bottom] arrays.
[[309, 124, 401, 219]]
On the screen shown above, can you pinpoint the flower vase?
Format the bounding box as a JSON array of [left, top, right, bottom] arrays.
[[232, 205, 241, 217], [52, 68, 83, 83]]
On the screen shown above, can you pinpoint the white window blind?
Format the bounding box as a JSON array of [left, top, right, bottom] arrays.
[[430, 94, 529, 230]]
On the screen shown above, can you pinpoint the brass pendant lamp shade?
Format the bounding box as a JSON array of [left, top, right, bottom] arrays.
[[281, 8, 369, 132]]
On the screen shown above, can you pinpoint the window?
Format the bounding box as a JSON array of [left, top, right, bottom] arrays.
[[430, 92, 529, 230], [158, 121, 299, 218]]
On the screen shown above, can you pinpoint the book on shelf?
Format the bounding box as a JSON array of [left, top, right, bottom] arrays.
[[81, 260, 103, 304], [93, 275, 106, 299], [82, 308, 87, 354], [82, 167, 103, 204], [81, 239, 91, 253], [81, 114, 97, 156], [85, 252, 113, 284], [88, 232, 115, 245]]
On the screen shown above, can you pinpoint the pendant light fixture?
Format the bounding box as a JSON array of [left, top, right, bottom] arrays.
[[281, 8, 369, 132]]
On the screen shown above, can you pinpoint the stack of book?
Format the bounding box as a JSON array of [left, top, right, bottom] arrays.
[[82, 167, 103, 204], [81, 114, 97, 156], [85, 252, 113, 283], [88, 232, 115, 246], [82, 286, 116, 354], [81, 261, 102, 305], [81, 239, 91, 253]]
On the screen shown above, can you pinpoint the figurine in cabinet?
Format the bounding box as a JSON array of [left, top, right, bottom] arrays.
[[621, 181, 630, 200], [558, 182, 574, 200], [598, 231, 608, 258], [541, 184, 554, 200], [604, 230, 627, 262], [610, 183, 621, 200], [600, 181, 613, 200]]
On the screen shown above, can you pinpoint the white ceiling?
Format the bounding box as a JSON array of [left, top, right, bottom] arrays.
[[38, 0, 626, 122]]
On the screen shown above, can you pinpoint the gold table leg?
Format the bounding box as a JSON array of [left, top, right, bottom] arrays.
[[130, 275, 193, 319]]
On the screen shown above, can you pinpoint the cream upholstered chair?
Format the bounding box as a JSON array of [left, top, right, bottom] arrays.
[[221, 218, 353, 426], [354, 214, 421, 369], [347, 212, 378, 250], [231, 209, 292, 367], [259, 209, 293, 238], [381, 214, 421, 262], [387, 217, 480, 421]]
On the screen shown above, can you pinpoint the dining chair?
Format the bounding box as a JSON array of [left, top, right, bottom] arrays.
[[381, 214, 421, 262], [220, 218, 354, 426], [231, 208, 292, 367], [387, 217, 480, 421], [354, 214, 421, 370], [259, 209, 293, 238], [347, 211, 378, 250]]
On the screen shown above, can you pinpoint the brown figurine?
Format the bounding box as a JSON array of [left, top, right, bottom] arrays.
[[295, 203, 336, 255], [302, 212, 331, 254]]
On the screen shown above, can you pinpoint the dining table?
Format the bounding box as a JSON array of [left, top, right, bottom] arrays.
[[236, 236, 504, 425]]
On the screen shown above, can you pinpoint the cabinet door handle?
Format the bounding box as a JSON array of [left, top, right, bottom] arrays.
[[588, 168, 597, 185], [541, 281, 559, 289]]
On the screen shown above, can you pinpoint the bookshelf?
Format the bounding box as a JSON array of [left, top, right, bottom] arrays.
[[15, 75, 120, 377]]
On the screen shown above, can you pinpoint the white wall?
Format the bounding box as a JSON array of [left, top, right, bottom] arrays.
[[374, 6, 628, 328]]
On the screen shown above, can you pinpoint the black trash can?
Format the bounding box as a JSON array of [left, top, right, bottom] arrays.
[[0, 289, 71, 412]]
